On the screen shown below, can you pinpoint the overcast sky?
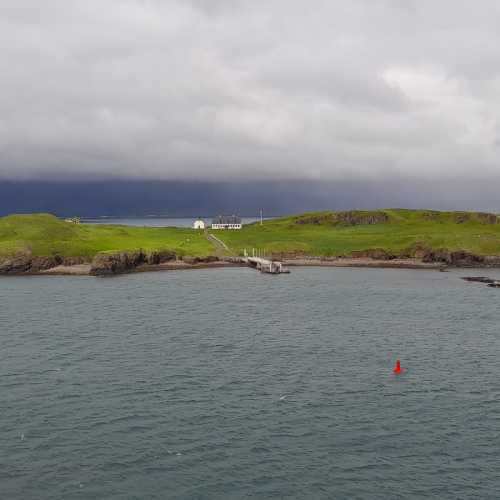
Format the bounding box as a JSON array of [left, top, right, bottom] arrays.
[[1, 0, 500, 182]]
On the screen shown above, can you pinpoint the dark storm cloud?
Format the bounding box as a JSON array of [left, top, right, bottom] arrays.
[[3, 178, 500, 217], [1, 0, 500, 181]]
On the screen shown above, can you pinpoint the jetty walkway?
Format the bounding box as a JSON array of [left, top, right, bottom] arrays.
[[245, 256, 290, 274]]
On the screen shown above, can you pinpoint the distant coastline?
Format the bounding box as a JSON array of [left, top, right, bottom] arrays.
[[78, 216, 274, 228], [2, 257, 457, 277], [3, 209, 500, 276]]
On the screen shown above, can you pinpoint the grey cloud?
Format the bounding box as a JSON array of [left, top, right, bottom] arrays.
[[1, 0, 500, 181]]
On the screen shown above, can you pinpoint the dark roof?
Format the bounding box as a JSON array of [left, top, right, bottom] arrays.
[[212, 215, 242, 224]]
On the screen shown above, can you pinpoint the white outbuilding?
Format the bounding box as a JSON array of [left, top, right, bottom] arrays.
[[193, 219, 205, 230]]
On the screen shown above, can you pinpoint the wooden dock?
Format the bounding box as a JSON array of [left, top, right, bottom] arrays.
[[245, 257, 290, 274]]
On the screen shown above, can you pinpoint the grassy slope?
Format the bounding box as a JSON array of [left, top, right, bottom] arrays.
[[212, 209, 500, 257], [3, 209, 500, 261], [0, 214, 214, 258]]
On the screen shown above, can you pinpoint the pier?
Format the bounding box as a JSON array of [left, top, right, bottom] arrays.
[[245, 256, 290, 274]]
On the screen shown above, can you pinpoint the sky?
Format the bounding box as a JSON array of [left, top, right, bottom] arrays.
[[1, 1, 500, 213]]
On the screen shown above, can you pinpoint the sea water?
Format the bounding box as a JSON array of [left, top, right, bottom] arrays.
[[79, 217, 269, 227], [2, 267, 500, 499]]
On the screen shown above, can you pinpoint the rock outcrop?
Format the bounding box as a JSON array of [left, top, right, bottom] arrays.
[[421, 249, 485, 266], [0, 252, 90, 274], [483, 256, 500, 266], [146, 250, 176, 265], [29, 255, 63, 272], [295, 210, 389, 226], [334, 211, 389, 226], [348, 248, 395, 260], [89, 250, 179, 275], [454, 212, 498, 224], [90, 251, 147, 275], [421, 211, 498, 224], [0, 253, 33, 274], [182, 255, 219, 265]]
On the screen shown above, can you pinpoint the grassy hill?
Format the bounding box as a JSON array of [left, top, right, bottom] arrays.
[[2, 209, 500, 262], [0, 214, 213, 258], [211, 209, 500, 257]]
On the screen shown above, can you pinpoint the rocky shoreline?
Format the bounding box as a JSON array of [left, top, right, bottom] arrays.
[[277, 246, 500, 267], [0, 250, 245, 276], [2, 247, 500, 277], [38, 260, 243, 276], [283, 258, 443, 269]]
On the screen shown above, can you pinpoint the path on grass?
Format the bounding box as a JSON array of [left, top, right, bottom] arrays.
[[205, 230, 232, 257]]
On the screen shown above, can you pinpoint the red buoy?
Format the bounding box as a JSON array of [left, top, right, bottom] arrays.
[[393, 359, 403, 374]]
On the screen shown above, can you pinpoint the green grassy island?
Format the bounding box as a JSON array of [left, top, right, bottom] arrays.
[[0, 213, 213, 258], [214, 209, 500, 257], [1, 209, 500, 275]]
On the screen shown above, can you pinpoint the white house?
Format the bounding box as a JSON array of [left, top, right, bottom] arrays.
[[211, 215, 242, 230], [193, 219, 205, 229]]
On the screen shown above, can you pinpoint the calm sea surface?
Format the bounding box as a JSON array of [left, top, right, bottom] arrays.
[[2, 267, 500, 499]]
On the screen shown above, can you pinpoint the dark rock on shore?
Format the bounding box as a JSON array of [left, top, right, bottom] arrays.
[[422, 249, 485, 266], [348, 248, 395, 260], [146, 250, 176, 265], [90, 250, 180, 275], [61, 256, 88, 266], [482, 256, 500, 266], [450, 251, 486, 266], [421, 249, 450, 264], [0, 254, 33, 274], [90, 251, 147, 275], [182, 255, 219, 265], [29, 255, 63, 272], [299, 245, 495, 267], [0, 249, 189, 275], [0, 252, 89, 274]]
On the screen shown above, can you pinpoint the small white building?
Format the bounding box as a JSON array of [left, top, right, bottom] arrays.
[[193, 219, 205, 230], [211, 215, 242, 230]]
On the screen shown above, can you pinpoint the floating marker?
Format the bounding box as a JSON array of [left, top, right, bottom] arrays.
[[393, 359, 404, 374]]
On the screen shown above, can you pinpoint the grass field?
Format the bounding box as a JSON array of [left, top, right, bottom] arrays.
[[0, 214, 214, 258], [211, 209, 500, 257], [2, 209, 500, 260]]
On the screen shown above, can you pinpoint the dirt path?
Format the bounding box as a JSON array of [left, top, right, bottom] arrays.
[[205, 231, 232, 257]]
